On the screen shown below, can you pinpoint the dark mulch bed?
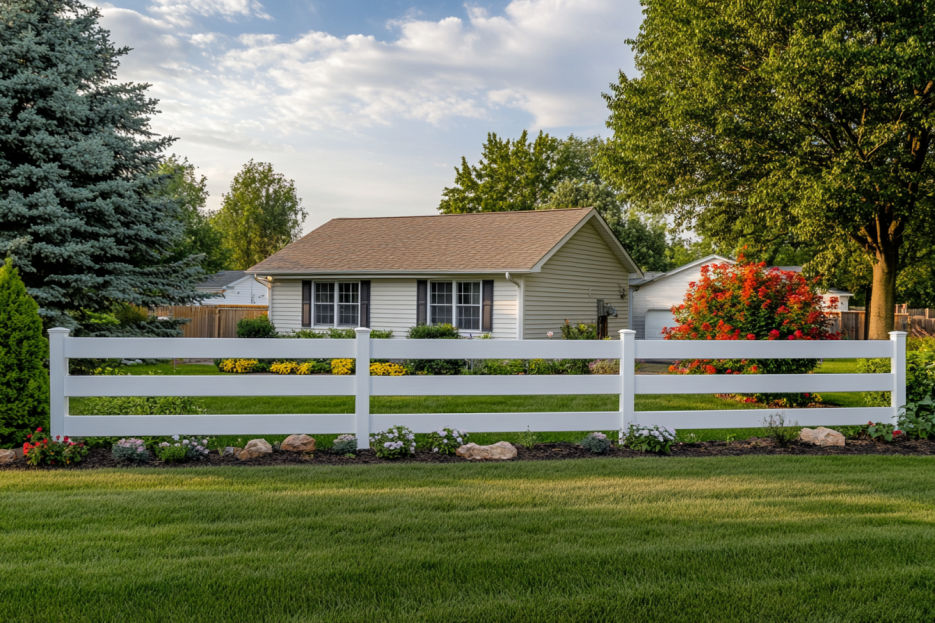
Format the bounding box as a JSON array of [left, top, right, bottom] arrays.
[[4, 437, 935, 471]]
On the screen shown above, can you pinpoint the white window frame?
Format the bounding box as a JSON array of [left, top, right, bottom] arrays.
[[429, 280, 484, 332], [313, 281, 360, 328]]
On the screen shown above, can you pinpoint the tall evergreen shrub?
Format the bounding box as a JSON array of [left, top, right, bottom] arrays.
[[0, 259, 49, 448]]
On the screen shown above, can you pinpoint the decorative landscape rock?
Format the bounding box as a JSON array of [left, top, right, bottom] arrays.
[[281, 434, 316, 453], [222, 446, 242, 456], [799, 427, 845, 447], [236, 439, 273, 460], [456, 441, 517, 461], [0, 449, 17, 465]]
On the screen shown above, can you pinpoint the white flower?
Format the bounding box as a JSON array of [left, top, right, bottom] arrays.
[[182, 439, 190, 445], [432, 448, 438, 453], [439, 430, 447, 437], [456, 438, 462, 444], [160, 442, 169, 447], [172, 435, 179, 441], [384, 442, 392, 448]]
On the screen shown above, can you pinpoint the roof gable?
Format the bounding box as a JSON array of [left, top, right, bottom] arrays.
[[247, 208, 632, 275], [631, 255, 735, 288]]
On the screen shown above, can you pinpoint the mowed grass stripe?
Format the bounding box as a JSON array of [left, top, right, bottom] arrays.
[[2, 456, 935, 622]]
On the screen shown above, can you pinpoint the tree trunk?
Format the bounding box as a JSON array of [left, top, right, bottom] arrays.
[[868, 249, 898, 340]]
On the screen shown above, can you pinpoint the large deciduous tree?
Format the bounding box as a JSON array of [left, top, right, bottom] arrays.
[[598, 0, 935, 339], [0, 0, 206, 334], [214, 160, 306, 270], [440, 132, 672, 272], [156, 156, 231, 275]]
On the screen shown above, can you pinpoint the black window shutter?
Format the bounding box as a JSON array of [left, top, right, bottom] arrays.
[[301, 281, 311, 327], [416, 280, 428, 325], [482, 279, 494, 332], [359, 280, 371, 328]]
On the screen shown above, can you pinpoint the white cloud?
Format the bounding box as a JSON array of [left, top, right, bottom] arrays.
[[148, 0, 271, 25], [96, 0, 641, 231]]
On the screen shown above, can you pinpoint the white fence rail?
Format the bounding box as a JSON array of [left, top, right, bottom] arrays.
[[48, 328, 907, 449]]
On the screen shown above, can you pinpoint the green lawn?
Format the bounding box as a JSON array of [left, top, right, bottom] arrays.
[[2, 457, 934, 622]]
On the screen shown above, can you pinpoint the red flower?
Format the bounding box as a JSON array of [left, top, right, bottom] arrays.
[[36, 427, 42, 432], [894, 430, 903, 436], [746, 334, 756, 340]]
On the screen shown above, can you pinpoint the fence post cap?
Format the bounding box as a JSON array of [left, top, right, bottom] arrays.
[[354, 327, 372, 334], [888, 331, 908, 338], [48, 327, 71, 334], [619, 329, 636, 336]]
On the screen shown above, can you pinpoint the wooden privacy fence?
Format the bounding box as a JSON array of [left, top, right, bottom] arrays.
[[828, 311, 934, 339], [49, 328, 907, 449], [152, 306, 268, 338]]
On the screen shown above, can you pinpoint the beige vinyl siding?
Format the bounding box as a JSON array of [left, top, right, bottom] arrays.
[[268, 275, 518, 339], [269, 279, 303, 333], [522, 221, 630, 339]]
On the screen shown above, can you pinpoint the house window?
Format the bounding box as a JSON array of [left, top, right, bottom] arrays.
[[314, 283, 335, 325], [429, 281, 481, 330], [337, 282, 359, 326], [430, 282, 453, 325], [456, 281, 481, 331]]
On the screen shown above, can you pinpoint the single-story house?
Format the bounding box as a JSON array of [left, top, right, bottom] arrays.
[[629, 256, 853, 340], [195, 270, 269, 306], [246, 208, 643, 339]]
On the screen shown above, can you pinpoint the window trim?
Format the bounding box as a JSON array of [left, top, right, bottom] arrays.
[[428, 280, 485, 332], [311, 281, 360, 328]]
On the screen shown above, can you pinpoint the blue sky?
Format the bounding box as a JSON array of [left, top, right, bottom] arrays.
[[95, 0, 643, 232]]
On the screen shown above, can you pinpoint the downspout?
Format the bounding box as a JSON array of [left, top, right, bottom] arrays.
[[505, 272, 524, 339]]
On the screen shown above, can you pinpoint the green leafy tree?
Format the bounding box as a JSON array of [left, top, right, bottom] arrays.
[[439, 130, 569, 213], [156, 156, 230, 274], [0, 259, 49, 448], [214, 160, 307, 270], [541, 180, 670, 272], [598, 0, 935, 339], [0, 0, 205, 334]]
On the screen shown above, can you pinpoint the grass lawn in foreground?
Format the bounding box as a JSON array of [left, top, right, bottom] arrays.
[[2, 456, 934, 622]]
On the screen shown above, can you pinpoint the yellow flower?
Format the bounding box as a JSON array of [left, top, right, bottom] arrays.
[[331, 359, 355, 375], [271, 361, 299, 375], [370, 362, 407, 376]]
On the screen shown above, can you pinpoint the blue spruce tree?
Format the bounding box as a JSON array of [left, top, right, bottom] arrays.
[[0, 0, 206, 336]]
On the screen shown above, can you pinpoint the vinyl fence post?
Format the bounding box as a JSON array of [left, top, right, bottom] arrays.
[[48, 328, 70, 440], [355, 327, 372, 449], [619, 329, 636, 442], [890, 331, 907, 426]]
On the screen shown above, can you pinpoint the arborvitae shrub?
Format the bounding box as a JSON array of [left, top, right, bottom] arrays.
[[0, 259, 50, 448]]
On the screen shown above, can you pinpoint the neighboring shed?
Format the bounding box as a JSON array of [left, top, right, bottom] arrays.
[[195, 270, 269, 306], [246, 208, 643, 339], [629, 256, 853, 339]]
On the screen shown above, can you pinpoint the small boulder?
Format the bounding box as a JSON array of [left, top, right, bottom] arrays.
[[456, 441, 517, 461], [237, 439, 273, 460], [281, 434, 316, 453], [0, 449, 17, 465], [221, 446, 242, 457], [799, 427, 845, 447]]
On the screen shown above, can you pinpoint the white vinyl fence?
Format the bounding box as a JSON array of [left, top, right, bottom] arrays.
[[49, 328, 907, 449]]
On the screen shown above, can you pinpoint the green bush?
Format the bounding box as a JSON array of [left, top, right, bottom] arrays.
[[291, 327, 394, 339], [406, 323, 465, 375], [331, 434, 357, 454], [561, 321, 598, 340], [236, 315, 278, 338], [622, 424, 676, 454], [113, 303, 149, 325], [0, 258, 50, 448], [580, 432, 612, 453], [69, 396, 207, 416]]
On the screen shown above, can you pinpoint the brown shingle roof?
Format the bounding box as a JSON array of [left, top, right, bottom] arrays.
[[247, 208, 600, 274]]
